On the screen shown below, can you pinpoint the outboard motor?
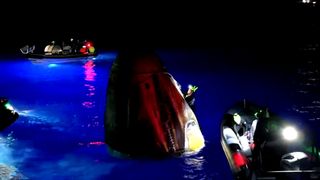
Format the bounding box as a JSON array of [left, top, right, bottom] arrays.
[[0, 98, 19, 131]]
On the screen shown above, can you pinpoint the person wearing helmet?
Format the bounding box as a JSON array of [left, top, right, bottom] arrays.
[[222, 113, 251, 179], [222, 113, 250, 153], [222, 113, 242, 151], [44, 41, 55, 55], [251, 109, 270, 148], [184, 84, 198, 112]]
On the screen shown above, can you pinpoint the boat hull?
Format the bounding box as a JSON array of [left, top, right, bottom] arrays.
[[25, 53, 97, 59]]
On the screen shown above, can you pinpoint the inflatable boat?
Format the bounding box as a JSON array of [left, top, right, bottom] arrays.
[[20, 39, 97, 60], [221, 100, 320, 179]]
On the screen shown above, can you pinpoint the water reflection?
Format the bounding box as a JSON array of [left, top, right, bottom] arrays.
[[82, 60, 102, 129], [291, 51, 320, 123], [82, 60, 96, 109], [84, 84, 95, 97], [0, 132, 25, 179], [181, 155, 207, 179], [83, 60, 96, 82]]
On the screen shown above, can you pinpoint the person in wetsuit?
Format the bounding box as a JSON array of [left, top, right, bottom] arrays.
[[184, 84, 198, 112]]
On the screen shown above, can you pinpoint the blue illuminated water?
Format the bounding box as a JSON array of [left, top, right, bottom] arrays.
[[0, 49, 318, 179]]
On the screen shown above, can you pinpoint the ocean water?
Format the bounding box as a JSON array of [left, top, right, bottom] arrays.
[[0, 49, 318, 179]]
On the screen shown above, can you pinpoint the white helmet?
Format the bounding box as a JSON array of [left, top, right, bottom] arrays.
[[233, 113, 241, 125]]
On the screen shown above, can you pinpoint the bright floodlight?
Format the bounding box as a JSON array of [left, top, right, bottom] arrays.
[[282, 126, 298, 141]]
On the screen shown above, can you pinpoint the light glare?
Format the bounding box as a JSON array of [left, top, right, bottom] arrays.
[[282, 126, 298, 141]]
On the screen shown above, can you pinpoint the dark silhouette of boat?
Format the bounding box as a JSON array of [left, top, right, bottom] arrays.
[[0, 98, 19, 131]]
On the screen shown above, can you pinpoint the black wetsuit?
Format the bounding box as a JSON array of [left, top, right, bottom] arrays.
[[185, 92, 196, 112]]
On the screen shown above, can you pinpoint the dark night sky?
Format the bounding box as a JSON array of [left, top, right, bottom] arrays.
[[0, 1, 319, 55]]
